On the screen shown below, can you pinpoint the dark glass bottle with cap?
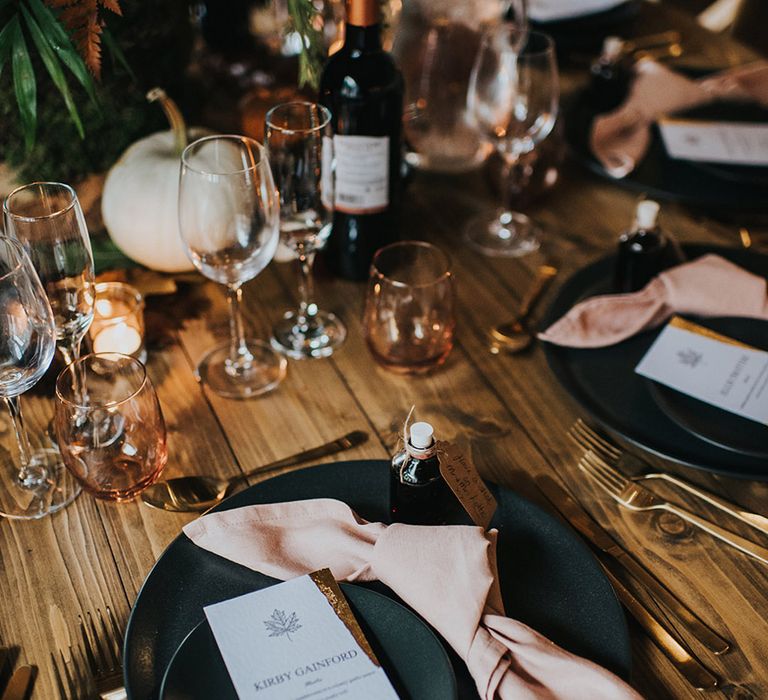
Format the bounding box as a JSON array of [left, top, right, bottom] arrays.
[[588, 36, 631, 114], [390, 422, 456, 525], [614, 200, 685, 293]]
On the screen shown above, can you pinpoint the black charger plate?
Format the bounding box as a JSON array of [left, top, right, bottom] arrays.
[[565, 93, 768, 217], [124, 460, 632, 699], [648, 317, 768, 459], [159, 585, 457, 700], [531, 0, 641, 55], [540, 244, 768, 478]]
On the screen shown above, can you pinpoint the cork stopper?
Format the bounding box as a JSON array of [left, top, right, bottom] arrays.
[[409, 422, 434, 450], [634, 200, 660, 230]]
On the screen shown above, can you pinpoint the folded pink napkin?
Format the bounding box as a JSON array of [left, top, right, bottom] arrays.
[[183, 498, 641, 700], [591, 60, 768, 177], [539, 254, 768, 348]]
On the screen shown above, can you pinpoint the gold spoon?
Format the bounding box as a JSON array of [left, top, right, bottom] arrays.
[[489, 264, 558, 354], [141, 430, 368, 512]]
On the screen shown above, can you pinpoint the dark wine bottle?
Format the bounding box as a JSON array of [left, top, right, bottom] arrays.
[[320, 0, 404, 281]]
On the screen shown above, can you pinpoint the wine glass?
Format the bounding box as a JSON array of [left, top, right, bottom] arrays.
[[397, 0, 527, 173], [0, 236, 81, 519], [55, 353, 167, 501], [3, 182, 95, 373], [266, 102, 346, 359], [464, 30, 559, 257], [179, 134, 286, 399]]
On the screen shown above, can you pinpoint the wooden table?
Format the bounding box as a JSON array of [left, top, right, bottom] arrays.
[[2, 4, 767, 699]]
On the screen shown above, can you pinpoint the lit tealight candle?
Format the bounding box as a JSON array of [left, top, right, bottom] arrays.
[[92, 323, 143, 355], [89, 282, 147, 362]]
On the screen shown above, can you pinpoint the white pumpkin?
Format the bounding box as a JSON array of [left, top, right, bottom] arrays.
[[102, 89, 210, 273]]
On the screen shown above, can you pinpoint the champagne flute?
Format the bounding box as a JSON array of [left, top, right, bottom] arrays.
[[179, 134, 286, 399], [3, 182, 95, 375], [266, 102, 346, 359], [0, 236, 81, 519], [464, 30, 559, 257]]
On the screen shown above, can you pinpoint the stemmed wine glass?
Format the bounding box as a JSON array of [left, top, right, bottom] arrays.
[[179, 134, 286, 399], [266, 102, 346, 359], [464, 29, 559, 257], [3, 182, 96, 374], [0, 236, 80, 519]]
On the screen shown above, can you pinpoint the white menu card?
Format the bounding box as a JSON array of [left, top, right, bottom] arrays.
[[659, 118, 768, 166], [635, 317, 768, 426], [204, 571, 399, 700]]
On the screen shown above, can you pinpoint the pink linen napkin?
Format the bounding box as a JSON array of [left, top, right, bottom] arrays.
[[539, 254, 768, 348], [591, 60, 768, 177], [183, 498, 642, 700]]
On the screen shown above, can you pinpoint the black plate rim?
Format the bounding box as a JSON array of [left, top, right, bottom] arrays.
[[124, 460, 632, 697], [563, 91, 768, 213], [157, 583, 459, 700], [540, 244, 768, 479]]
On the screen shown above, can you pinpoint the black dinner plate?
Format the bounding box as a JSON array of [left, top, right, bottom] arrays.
[[540, 244, 768, 479], [565, 91, 768, 217], [531, 1, 641, 55], [159, 585, 457, 700], [124, 460, 632, 699], [647, 317, 768, 459]]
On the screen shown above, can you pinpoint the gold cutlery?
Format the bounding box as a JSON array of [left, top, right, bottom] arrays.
[[570, 419, 768, 536], [536, 475, 730, 654], [578, 450, 768, 566], [621, 31, 682, 54], [142, 430, 369, 512], [0, 665, 34, 700], [489, 264, 558, 354], [80, 607, 126, 700], [599, 566, 719, 690]]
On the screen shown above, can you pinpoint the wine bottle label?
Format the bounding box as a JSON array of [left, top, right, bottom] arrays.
[[332, 135, 390, 214]]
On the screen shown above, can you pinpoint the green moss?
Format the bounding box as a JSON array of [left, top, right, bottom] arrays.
[[0, 0, 193, 183]]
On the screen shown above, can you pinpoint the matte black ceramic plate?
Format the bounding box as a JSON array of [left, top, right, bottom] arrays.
[[531, 1, 641, 54], [124, 461, 632, 699], [565, 92, 768, 216], [540, 244, 768, 478], [647, 317, 768, 459], [159, 585, 457, 700]]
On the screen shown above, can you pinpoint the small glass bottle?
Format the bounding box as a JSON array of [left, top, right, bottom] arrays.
[[588, 36, 631, 114], [389, 422, 457, 525], [614, 200, 685, 293]]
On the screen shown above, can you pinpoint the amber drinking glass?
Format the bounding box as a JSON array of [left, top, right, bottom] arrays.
[[54, 353, 167, 501], [363, 241, 455, 374]]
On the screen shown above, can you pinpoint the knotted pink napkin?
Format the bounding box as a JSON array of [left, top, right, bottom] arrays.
[[183, 498, 641, 700], [539, 254, 768, 348], [591, 60, 768, 177]]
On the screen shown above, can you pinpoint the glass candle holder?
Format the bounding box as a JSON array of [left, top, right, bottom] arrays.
[[363, 241, 456, 374], [89, 282, 146, 363]]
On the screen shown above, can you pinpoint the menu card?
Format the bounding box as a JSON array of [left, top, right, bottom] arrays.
[[204, 570, 399, 700], [658, 118, 768, 166], [635, 317, 768, 426]]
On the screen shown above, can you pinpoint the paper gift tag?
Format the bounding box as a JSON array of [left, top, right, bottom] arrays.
[[437, 440, 498, 530], [635, 316, 768, 426], [204, 569, 399, 700]]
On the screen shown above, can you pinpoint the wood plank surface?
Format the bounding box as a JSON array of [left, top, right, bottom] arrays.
[[1, 3, 767, 699]]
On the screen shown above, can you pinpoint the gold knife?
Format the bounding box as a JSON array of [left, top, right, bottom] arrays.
[[1, 666, 34, 700], [598, 562, 719, 690], [536, 475, 730, 654]]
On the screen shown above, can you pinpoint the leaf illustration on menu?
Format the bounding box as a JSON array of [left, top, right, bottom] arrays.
[[263, 609, 302, 641]]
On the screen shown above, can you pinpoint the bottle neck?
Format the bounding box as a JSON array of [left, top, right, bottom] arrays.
[[344, 22, 381, 52]]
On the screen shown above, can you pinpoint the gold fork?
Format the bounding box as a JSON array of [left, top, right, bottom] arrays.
[[569, 419, 768, 536], [578, 451, 768, 566], [79, 607, 126, 700]]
